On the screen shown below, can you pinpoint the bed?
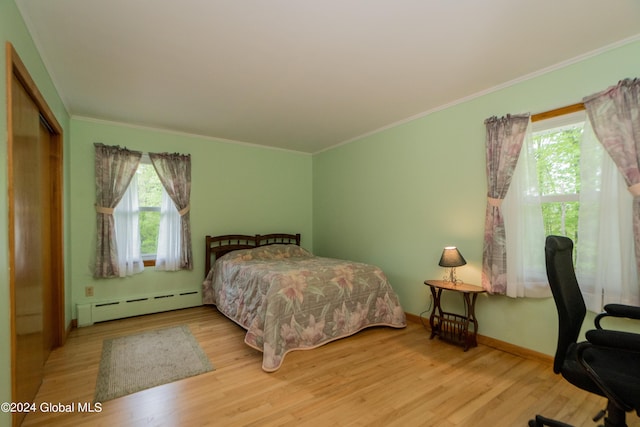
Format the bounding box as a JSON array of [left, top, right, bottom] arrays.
[[202, 233, 406, 372]]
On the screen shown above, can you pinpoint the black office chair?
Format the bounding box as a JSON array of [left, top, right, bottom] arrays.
[[529, 235, 640, 427]]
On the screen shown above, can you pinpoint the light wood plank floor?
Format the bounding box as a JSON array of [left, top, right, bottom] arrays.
[[21, 306, 638, 427]]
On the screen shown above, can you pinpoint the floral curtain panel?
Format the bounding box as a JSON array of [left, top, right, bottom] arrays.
[[482, 114, 530, 294], [94, 143, 142, 278], [149, 152, 193, 270], [583, 78, 640, 292]]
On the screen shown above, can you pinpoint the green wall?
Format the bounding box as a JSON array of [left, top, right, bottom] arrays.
[[313, 39, 640, 356], [0, 1, 72, 424], [69, 118, 312, 312]]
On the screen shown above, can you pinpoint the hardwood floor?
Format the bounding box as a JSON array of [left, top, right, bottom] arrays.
[[22, 306, 637, 427]]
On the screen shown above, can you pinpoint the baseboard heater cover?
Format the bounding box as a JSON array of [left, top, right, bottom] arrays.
[[76, 290, 201, 327]]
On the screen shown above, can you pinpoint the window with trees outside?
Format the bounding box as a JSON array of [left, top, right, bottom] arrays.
[[531, 112, 584, 258], [502, 109, 587, 299], [504, 100, 637, 308], [137, 157, 163, 265]]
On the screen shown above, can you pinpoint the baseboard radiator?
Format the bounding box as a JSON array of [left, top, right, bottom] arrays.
[[76, 289, 201, 327]]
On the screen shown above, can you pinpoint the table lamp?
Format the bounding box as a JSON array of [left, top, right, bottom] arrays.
[[439, 246, 466, 284]]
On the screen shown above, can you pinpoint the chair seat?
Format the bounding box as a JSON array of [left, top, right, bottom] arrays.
[[561, 343, 606, 397], [562, 342, 640, 414], [583, 345, 640, 414]]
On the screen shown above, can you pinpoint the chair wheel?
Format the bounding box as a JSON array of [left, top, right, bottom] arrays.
[[592, 409, 606, 422]]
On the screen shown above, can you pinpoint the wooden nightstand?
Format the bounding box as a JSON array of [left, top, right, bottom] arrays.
[[424, 280, 486, 351]]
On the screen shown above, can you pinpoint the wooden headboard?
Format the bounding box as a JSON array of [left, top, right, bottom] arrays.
[[204, 233, 301, 277]]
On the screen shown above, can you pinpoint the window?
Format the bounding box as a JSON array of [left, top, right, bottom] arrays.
[[531, 112, 584, 253], [504, 108, 637, 309], [136, 157, 163, 265], [501, 112, 586, 298], [96, 144, 192, 278]]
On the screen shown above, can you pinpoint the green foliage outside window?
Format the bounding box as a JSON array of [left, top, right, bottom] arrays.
[[137, 163, 163, 256], [532, 125, 583, 245], [540, 201, 580, 240]]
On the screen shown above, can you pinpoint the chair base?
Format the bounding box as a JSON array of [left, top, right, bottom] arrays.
[[528, 415, 574, 427], [529, 401, 628, 427]]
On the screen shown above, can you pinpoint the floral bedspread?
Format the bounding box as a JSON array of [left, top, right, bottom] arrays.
[[203, 244, 406, 372]]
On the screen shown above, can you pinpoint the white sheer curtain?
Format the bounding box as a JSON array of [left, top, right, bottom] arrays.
[[575, 119, 638, 311], [155, 187, 182, 271], [502, 121, 550, 297], [113, 173, 144, 277]]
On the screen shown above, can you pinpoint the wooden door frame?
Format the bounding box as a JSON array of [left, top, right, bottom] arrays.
[[6, 42, 65, 422]]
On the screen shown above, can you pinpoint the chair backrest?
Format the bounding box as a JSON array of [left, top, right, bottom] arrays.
[[545, 235, 587, 374]]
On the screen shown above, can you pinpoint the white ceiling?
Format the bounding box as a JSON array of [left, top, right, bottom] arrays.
[[17, 0, 640, 153]]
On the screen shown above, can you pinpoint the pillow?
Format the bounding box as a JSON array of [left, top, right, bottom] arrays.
[[223, 244, 312, 262]]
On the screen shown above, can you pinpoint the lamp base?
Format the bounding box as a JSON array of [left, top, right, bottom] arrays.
[[445, 267, 460, 285]]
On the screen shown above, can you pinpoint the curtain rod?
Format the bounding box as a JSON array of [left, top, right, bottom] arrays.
[[531, 102, 585, 122]]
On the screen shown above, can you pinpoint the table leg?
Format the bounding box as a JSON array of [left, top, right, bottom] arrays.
[[462, 292, 480, 351], [429, 287, 442, 340]]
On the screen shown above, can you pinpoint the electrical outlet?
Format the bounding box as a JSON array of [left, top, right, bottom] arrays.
[[85, 286, 94, 297]]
